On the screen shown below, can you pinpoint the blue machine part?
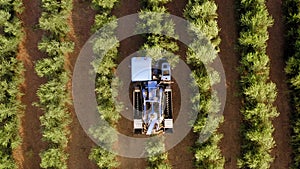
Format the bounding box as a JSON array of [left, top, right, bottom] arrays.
[[147, 81, 157, 101]]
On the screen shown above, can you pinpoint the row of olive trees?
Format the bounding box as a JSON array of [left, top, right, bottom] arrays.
[[137, 0, 180, 67], [0, 0, 24, 168], [88, 1, 122, 168], [283, 0, 300, 168], [137, 0, 175, 168], [34, 0, 74, 168], [145, 137, 171, 169], [236, 1, 279, 168], [184, 0, 225, 168]]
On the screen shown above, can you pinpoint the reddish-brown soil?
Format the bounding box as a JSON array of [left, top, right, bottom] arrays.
[[66, 0, 98, 168], [215, 0, 242, 169], [166, 1, 198, 169], [16, 0, 48, 168], [166, 0, 188, 18], [267, 0, 292, 168]]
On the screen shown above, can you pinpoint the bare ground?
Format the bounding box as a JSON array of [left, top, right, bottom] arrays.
[[66, 0, 98, 168], [166, 1, 198, 169], [215, 0, 242, 169], [15, 0, 48, 168], [266, 0, 292, 168]]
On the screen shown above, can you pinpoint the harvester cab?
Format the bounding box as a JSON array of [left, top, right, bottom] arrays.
[[131, 57, 173, 135]]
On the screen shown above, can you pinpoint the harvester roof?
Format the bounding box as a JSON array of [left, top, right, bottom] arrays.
[[131, 57, 152, 82]]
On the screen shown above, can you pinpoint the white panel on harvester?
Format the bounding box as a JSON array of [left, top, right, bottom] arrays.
[[133, 119, 143, 129], [131, 57, 152, 82], [164, 119, 173, 128]]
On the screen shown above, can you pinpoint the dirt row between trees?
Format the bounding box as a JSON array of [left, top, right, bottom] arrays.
[[67, 0, 98, 168], [16, 0, 47, 168], [266, 0, 292, 168], [215, 0, 242, 168]]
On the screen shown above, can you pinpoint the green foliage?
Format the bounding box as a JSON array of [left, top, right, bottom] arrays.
[[291, 74, 300, 89], [0, 119, 21, 149], [145, 137, 171, 169], [147, 0, 171, 6], [240, 8, 273, 33], [89, 44, 121, 169], [283, 0, 300, 168], [0, 17, 23, 57], [194, 134, 224, 169], [285, 56, 300, 74], [137, 8, 176, 37], [41, 0, 72, 14], [0, 10, 11, 25], [89, 55, 122, 166], [92, 30, 119, 58], [89, 147, 120, 169], [92, 14, 117, 32], [146, 35, 178, 52], [92, 47, 122, 124], [0, 0, 23, 14], [142, 44, 179, 68], [190, 71, 222, 134], [40, 148, 68, 169], [35, 0, 74, 168], [92, 0, 119, 10], [89, 125, 118, 148], [89, 1, 121, 168], [137, 4, 180, 67], [0, 0, 24, 168], [38, 38, 74, 57], [35, 57, 65, 78], [237, 148, 273, 169], [236, 0, 278, 168], [141, 0, 171, 10], [186, 39, 217, 65], [184, 0, 220, 48], [36, 75, 69, 107], [39, 104, 70, 148], [0, 151, 17, 169], [243, 81, 277, 103], [38, 0, 72, 37], [183, 0, 224, 168], [237, 0, 273, 54], [242, 103, 278, 124], [39, 13, 70, 37], [239, 52, 269, 77]]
